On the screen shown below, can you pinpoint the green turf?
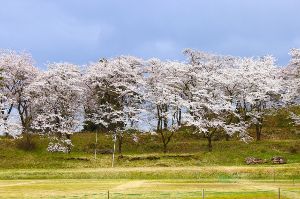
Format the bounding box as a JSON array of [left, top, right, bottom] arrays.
[[0, 132, 300, 169], [0, 116, 299, 198], [0, 179, 298, 199], [0, 166, 299, 180]]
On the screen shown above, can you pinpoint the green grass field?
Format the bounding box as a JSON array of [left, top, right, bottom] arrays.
[[0, 117, 300, 198], [1, 130, 300, 169], [0, 178, 299, 198]]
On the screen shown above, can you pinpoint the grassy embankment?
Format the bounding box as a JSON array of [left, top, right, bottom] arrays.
[[0, 108, 299, 198], [0, 129, 299, 178]]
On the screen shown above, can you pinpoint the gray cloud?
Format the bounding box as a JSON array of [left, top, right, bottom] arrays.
[[0, 0, 299, 67]]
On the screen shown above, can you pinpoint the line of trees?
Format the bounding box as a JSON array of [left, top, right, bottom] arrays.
[[0, 48, 299, 153]]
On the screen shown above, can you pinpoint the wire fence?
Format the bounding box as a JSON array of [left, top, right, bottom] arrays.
[[58, 186, 299, 199], [103, 188, 298, 199]]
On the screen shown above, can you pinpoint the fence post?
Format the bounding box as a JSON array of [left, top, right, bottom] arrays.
[[278, 188, 280, 199], [202, 188, 205, 199], [273, 169, 275, 183], [112, 133, 116, 168], [293, 178, 295, 185], [94, 132, 98, 160], [108, 190, 110, 199]]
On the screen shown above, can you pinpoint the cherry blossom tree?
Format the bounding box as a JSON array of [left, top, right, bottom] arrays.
[[0, 50, 39, 137], [1, 47, 298, 153], [183, 49, 248, 151], [143, 59, 190, 153], [27, 63, 84, 153], [282, 49, 300, 102], [281, 48, 300, 126], [84, 56, 145, 155], [0, 69, 5, 131], [0, 92, 22, 136], [234, 56, 282, 141], [211, 53, 282, 141]]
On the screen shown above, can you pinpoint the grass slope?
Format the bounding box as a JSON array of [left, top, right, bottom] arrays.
[[0, 166, 299, 180], [0, 134, 299, 169], [0, 111, 299, 198]]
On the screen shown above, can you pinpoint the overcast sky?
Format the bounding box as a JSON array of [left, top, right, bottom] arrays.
[[0, 0, 299, 68]]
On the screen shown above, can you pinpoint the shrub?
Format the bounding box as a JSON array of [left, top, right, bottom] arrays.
[[16, 134, 36, 151], [288, 146, 298, 154]]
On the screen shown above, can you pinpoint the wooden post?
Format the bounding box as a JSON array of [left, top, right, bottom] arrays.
[[112, 133, 116, 168], [94, 132, 98, 160], [108, 190, 110, 199], [278, 188, 280, 199], [202, 188, 204, 199], [273, 169, 275, 183], [293, 178, 295, 185]]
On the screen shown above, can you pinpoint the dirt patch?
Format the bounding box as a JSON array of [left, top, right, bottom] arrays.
[[65, 157, 90, 161], [118, 155, 160, 161], [162, 154, 195, 159]]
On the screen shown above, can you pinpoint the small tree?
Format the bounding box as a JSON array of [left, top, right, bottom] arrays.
[[233, 56, 282, 141], [183, 49, 249, 151], [0, 50, 39, 135], [84, 56, 145, 155], [27, 63, 84, 153], [0, 83, 22, 136], [143, 59, 189, 153], [282, 48, 300, 123]]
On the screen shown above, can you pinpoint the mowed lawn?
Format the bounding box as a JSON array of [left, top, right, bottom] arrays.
[[0, 178, 299, 199], [1, 127, 299, 198], [0, 167, 299, 199]]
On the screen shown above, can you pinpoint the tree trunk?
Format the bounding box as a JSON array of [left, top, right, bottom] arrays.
[[156, 104, 172, 154], [159, 130, 168, 153], [207, 136, 212, 152], [157, 118, 161, 133], [65, 134, 72, 153], [117, 135, 123, 154], [24, 132, 34, 150], [112, 139, 116, 167], [163, 143, 167, 153], [225, 134, 230, 141], [178, 109, 181, 126], [255, 124, 262, 141]]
